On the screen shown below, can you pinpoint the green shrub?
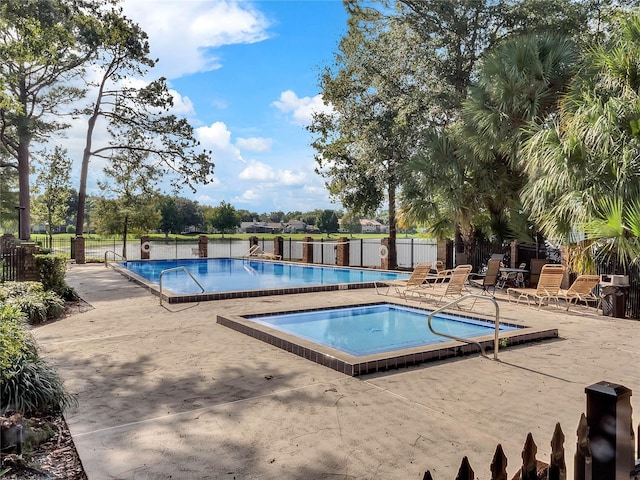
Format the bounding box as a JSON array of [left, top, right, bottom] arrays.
[[0, 305, 35, 373], [5, 291, 65, 325], [0, 282, 43, 301], [0, 282, 66, 324], [34, 254, 66, 292], [0, 304, 75, 415], [65, 225, 75, 234], [1, 355, 76, 415], [34, 254, 78, 300]]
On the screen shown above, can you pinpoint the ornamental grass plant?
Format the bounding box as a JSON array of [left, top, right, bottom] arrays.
[[0, 291, 75, 416]]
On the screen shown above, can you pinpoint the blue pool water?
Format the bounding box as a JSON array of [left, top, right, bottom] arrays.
[[120, 258, 409, 294], [247, 304, 518, 356]]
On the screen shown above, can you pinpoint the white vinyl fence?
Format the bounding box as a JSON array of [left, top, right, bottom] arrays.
[[50, 236, 439, 269]]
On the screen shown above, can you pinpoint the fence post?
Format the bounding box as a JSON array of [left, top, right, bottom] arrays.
[[198, 235, 208, 258], [274, 236, 284, 259], [336, 237, 349, 266], [575, 413, 590, 480], [75, 235, 85, 264], [549, 422, 566, 480], [410, 238, 414, 269], [302, 237, 313, 264], [380, 237, 393, 269], [510, 241, 518, 268], [455, 456, 474, 480], [521, 433, 539, 480], [490, 444, 507, 480], [141, 235, 151, 260], [17, 243, 39, 281], [437, 239, 453, 269], [584, 381, 634, 480]]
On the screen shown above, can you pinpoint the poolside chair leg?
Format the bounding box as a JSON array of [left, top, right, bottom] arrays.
[[374, 282, 389, 296]]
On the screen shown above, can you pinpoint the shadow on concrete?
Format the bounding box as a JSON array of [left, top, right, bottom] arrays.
[[47, 349, 363, 478]]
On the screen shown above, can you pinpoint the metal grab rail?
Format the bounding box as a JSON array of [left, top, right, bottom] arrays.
[[426, 294, 501, 360], [159, 266, 205, 306], [104, 250, 126, 267]]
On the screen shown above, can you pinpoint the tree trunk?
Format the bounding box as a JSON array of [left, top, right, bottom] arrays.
[[76, 66, 108, 251], [387, 179, 397, 270], [17, 143, 30, 240], [17, 88, 31, 240], [122, 216, 128, 258], [76, 116, 95, 240]]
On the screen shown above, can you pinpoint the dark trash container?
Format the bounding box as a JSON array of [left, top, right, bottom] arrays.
[[601, 285, 628, 318]]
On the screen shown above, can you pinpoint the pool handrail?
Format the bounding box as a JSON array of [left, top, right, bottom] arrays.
[[105, 250, 126, 267], [158, 266, 205, 306], [426, 294, 501, 360]]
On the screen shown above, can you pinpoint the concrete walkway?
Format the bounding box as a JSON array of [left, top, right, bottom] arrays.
[[33, 264, 640, 480]]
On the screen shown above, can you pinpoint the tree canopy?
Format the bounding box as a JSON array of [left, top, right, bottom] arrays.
[[0, 0, 101, 239], [207, 201, 241, 237], [31, 146, 72, 244], [312, 0, 640, 269], [74, 5, 213, 241]]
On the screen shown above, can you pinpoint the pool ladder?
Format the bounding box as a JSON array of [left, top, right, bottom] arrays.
[[104, 250, 126, 267], [427, 294, 501, 360], [158, 266, 205, 306]]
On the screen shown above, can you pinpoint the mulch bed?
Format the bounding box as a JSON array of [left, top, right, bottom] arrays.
[[1, 414, 86, 479]]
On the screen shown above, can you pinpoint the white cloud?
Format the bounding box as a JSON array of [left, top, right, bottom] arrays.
[[238, 189, 261, 202], [236, 137, 272, 152], [169, 89, 195, 116], [197, 122, 232, 148], [238, 161, 307, 186], [239, 161, 276, 182], [196, 121, 245, 163], [280, 170, 307, 186], [122, 0, 271, 79], [272, 90, 332, 126]]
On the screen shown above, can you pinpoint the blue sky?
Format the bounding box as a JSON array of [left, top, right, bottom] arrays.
[[108, 0, 349, 214]]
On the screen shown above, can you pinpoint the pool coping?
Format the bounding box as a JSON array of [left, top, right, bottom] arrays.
[[216, 300, 559, 376], [109, 259, 409, 304]]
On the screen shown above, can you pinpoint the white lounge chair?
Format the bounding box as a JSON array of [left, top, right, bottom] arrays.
[[374, 263, 433, 298], [507, 264, 565, 309]]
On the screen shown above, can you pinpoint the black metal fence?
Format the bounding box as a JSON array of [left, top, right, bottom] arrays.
[[0, 245, 23, 282]]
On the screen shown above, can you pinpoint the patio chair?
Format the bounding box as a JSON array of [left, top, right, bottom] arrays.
[[469, 259, 501, 295], [528, 259, 549, 287], [428, 260, 456, 284], [374, 262, 432, 298], [558, 275, 601, 311], [412, 264, 473, 305], [245, 245, 281, 260], [498, 262, 527, 289], [507, 264, 566, 309]]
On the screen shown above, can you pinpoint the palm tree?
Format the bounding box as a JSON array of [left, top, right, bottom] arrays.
[[522, 13, 640, 266], [401, 33, 579, 254], [572, 196, 640, 274], [400, 125, 483, 262]]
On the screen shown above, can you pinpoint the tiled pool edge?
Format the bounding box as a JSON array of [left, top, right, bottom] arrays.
[[109, 262, 391, 304], [216, 303, 559, 376]]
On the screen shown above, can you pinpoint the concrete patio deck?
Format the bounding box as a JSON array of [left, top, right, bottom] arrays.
[[33, 264, 640, 479]]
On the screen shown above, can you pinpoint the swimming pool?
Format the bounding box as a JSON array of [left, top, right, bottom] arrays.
[[217, 302, 558, 375], [113, 258, 410, 303], [248, 304, 518, 356]]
